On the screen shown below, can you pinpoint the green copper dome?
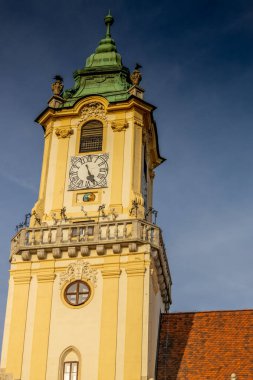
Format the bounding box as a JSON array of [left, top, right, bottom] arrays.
[[86, 11, 122, 68], [62, 13, 132, 106]]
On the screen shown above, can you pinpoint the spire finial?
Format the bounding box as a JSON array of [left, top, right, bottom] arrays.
[[104, 11, 114, 38]]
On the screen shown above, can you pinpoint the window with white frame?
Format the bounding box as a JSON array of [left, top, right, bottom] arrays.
[[63, 361, 78, 380]]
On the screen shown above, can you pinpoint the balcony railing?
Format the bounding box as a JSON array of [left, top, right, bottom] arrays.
[[11, 219, 163, 255]]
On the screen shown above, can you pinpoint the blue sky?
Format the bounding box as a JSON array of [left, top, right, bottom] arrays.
[[1, 0, 253, 345]]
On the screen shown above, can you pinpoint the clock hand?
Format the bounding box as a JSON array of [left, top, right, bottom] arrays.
[[85, 164, 96, 184]]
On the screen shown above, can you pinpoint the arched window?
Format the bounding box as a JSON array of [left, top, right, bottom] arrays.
[[79, 120, 103, 153], [59, 347, 81, 380]]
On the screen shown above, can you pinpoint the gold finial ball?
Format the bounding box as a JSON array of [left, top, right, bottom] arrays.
[[231, 374, 237, 380]]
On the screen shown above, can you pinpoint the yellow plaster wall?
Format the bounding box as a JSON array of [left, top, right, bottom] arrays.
[[52, 130, 71, 212], [102, 115, 114, 209], [44, 130, 58, 216], [0, 277, 14, 368], [62, 123, 77, 211], [21, 276, 37, 380], [98, 259, 121, 379], [141, 263, 150, 379], [115, 268, 127, 380], [38, 124, 53, 203], [109, 128, 126, 212], [122, 115, 133, 210], [124, 259, 146, 380], [30, 264, 55, 380], [5, 266, 31, 379], [45, 260, 103, 380], [147, 272, 164, 378], [132, 119, 143, 195], [1, 253, 164, 380]]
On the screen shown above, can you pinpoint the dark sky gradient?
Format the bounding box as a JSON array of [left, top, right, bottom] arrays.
[[1, 0, 253, 345]]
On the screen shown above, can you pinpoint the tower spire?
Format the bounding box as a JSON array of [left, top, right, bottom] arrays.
[[61, 13, 133, 104], [105, 10, 114, 38], [94, 11, 117, 54]]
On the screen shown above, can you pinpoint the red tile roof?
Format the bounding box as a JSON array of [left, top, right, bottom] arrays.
[[156, 310, 253, 380]]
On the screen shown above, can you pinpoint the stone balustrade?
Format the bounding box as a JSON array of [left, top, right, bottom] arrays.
[[10, 218, 172, 308], [11, 219, 161, 255]]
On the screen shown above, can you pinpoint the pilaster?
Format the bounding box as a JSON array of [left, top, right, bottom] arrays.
[[5, 266, 31, 379], [109, 120, 128, 213], [52, 126, 73, 211], [132, 119, 143, 195], [98, 260, 121, 380], [29, 263, 55, 380], [38, 125, 53, 203], [124, 262, 146, 380]]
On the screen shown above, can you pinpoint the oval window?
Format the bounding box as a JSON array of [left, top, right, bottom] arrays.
[[64, 280, 91, 306]]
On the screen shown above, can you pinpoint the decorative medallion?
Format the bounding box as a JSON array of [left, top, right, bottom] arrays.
[[83, 192, 96, 202], [59, 260, 98, 288], [78, 102, 107, 125]]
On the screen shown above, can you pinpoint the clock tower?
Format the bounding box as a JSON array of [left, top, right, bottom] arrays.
[[0, 13, 172, 380]]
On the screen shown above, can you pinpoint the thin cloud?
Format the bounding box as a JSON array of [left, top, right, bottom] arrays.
[[0, 169, 37, 193]]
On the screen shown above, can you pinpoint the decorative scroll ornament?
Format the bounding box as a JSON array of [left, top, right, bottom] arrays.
[[59, 260, 98, 288], [78, 102, 107, 125], [111, 121, 129, 132], [55, 127, 73, 139]]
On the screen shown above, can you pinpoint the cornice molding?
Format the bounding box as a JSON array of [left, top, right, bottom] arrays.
[[37, 273, 55, 283], [12, 275, 31, 284], [101, 268, 121, 279], [125, 267, 146, 277]]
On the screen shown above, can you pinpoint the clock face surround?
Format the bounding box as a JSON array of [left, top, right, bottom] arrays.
[[69, 153, 109, 190]]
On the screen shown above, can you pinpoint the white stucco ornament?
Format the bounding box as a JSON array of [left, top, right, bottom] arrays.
[[59, 260, 98, 288]]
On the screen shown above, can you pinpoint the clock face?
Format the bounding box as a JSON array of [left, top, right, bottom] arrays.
[[69, 153, 109, 190]]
